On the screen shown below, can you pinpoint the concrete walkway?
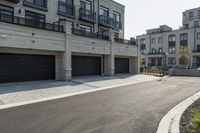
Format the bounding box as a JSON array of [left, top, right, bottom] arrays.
[[0, 74, 159, 106]]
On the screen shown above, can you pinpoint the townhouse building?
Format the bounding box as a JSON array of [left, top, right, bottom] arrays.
[[137, 7, 200, 69], [0, 0, 139, 83]]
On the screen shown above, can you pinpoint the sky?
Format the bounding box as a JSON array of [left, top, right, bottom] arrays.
[[114, 0, 199, 39]]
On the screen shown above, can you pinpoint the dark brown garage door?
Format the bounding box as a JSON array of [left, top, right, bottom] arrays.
[[72, 55, 101, 77], [0, 53, 55, 83], [115, 58, 130, 74]]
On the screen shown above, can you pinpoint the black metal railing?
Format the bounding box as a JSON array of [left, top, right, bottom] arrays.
[[148, 52, 164, 55], [58, 1, 75, 18], [72, 28, 109, 41], [112, 21, 122, 29], [114, 38, 136, 45], [99, 15, 113, 27], [79, 8, 96, 23], [0, 14, 64, 32], [6, 0, 20, 3]]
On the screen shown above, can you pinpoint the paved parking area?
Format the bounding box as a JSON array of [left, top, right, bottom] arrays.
[[0, 74, 158, 105], [0, 76, 200, 133]]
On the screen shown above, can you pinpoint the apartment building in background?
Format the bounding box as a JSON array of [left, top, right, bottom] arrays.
[[0, 0, 138, 83], [137, 7, 200, 69]]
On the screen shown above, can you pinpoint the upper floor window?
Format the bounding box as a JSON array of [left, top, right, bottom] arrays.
[[113, 12, 121, 22], [194, 21, 199, 27], [58, 0, 75, 17], [80, 24, 92, 33], [183, 13, 186, 21], [99, 6, 109, 17], [180, 33, 188, 41], [158, 48, 163, 53], [197, 32, 200, 40], [197, 45, 200, 51], [198, 10, 200, 16], [151, 38, 156, 44], [158, 37, 163, 43], [24, 0, 47, 8], [80, 0, 92, 10], [189, 11, 193, 19], [140, 38, 146, 44], [168, 35, 176, 42]]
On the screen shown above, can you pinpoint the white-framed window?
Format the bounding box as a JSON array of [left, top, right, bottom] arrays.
[[189, 11, 193, 19], [151, 38, 156, 44], [197, 32, 200, 40], [158, 37, 163, 43]]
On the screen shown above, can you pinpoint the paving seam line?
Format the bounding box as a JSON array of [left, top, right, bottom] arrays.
[[0, 79, 157, 110], [156, 90, 200, 133]]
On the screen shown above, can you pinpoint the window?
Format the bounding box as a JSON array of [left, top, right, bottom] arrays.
[[151, 38, 156, 44], [114, 32, 119, 38], [158, 37, 163, 43], [24, 0, 47, 8], [152, 48, 156, 53], [197, 45, 200, 52], [80, 0, 92, 10], [140, 38, 146, 44], [168, 47, 176, 54], [189, 11, 193, 19], [198, 10, 200, 16], [169, 35, 176, 42], [183, 13, 186, 21], [99, 6, 109, 17], [0, 4, 14, 22], [197, 32, 200, 40], [25, 11, 45, 28], [168, 58, 176, 65], [194, 21, 199, 27], [180, 33, 188, 41], [158, 48, 163, 53], [58, 0, 74, 16], [80, 25, 92, 32], [113, 12, 121, 22]]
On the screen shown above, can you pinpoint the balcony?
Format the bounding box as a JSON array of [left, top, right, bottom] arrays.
[[58, 1, 75, 18], [5, 0, 20, 3], [99, 15, 113, 28], [114, 38, 136, 45], [0, 14, 64, 32], [112, 21, 122, 29], [72, 28, 109, 41], [79, 8, 96, 23], [23, 0, 48, 12]]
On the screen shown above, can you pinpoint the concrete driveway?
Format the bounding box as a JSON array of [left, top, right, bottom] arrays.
[[0, 76, 200, 133]]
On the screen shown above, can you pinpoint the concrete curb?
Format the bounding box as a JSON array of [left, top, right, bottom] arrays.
[[156, 90, 200, 133], [0, 80, 153, 110]]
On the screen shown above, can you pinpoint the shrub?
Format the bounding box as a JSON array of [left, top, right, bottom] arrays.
[[190, 110, 200, 133]]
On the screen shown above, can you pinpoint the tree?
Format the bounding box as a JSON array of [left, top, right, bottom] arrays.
[[179, 46, 190, 65]]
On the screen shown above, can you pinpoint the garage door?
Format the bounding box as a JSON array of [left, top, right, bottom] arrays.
[[115, 58, 130, 74], [72, 56, 101, 77], [0, 53, 55, 83]]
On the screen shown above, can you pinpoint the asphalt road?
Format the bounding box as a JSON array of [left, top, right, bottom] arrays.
[[0, 76, 200, 133]]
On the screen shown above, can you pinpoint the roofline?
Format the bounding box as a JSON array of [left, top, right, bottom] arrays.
[[111, 0, 125, 8]]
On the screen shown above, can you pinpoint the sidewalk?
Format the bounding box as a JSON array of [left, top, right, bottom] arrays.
[[0, 74, 159, 106]]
